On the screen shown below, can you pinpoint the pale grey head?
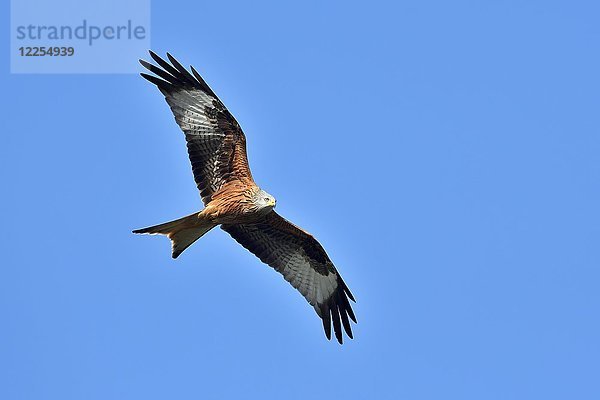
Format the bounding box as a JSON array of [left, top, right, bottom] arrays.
[[252, 188, 276, 214]]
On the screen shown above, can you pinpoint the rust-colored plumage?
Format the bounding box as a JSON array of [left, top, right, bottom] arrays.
[[133, 52, 356, 343]]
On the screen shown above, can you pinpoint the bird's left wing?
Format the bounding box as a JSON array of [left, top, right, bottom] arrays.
[[221, 212, 357, 344], [139, 51, 254, 205]]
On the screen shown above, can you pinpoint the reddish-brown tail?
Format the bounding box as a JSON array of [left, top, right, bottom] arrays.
[[133, 212, 216, 258]]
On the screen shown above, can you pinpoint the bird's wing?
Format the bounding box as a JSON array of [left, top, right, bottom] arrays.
[[221, 211, 357, 344], [140, 51, 253, 205]]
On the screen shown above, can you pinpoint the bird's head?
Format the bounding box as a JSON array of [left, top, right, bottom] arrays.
[[254, 188, 276, 213]]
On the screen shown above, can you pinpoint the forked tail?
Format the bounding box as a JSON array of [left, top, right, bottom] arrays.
[[133, 212, 216, 258]]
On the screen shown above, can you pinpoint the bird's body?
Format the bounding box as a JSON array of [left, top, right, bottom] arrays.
[[203, 183, 274, 224], [134, 52, 357, 343]]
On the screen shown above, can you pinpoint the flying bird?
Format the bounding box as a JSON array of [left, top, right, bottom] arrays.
[[133, 51, 356, 344]]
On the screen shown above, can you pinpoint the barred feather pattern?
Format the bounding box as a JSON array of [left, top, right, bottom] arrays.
[[140, 51, 253, 205], [222, 212, 357, 343]]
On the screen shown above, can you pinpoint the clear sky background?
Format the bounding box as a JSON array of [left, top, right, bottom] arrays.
[[1, 1, 599, 399]]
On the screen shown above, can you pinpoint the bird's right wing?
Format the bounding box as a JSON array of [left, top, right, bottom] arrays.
[[140, 51, 254, 205], [221, 211, 357, 344]]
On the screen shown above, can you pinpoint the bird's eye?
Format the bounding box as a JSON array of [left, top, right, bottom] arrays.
[[264, 197, 270, 202]]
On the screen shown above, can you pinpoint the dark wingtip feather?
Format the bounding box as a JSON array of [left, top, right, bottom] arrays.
[[166, 53, 197, 85], [166, 52, 179, 67], [346, 303, 358, 324], [331, 304, 343, 344], [139, 59, 152, 69], [321, 306, 332, 340], [190, 65, 218, 98], [338, 288, 357, 324], [148, 51, 181, 79], [140, 73, 171, 96], [338, 294, 354, 338], [140, 60, 180, 85], [344, 284, 356, 303], [344, 323, 354, 339], [347, 306, 357, 324], [140, 72, 167, 87], [190, 65, 203, 83]]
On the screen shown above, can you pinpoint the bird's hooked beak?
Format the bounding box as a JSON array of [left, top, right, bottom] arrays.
[[268, 198, 276, 207]]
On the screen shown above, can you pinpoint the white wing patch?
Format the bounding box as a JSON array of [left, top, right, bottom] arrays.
[[168, 89, 223, 136], [280, 252, 338, 309]]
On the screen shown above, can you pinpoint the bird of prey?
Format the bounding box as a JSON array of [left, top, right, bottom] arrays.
[[133, 51, 356, 344]]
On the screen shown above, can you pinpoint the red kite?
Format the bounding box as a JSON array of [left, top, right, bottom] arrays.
[[133, 52, 356, 343]]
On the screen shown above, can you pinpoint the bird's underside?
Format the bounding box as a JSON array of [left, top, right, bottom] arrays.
[[133, 51, 357, 344]]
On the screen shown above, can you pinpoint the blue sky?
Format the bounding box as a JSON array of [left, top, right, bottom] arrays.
[[2, 1, 599, 399]]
